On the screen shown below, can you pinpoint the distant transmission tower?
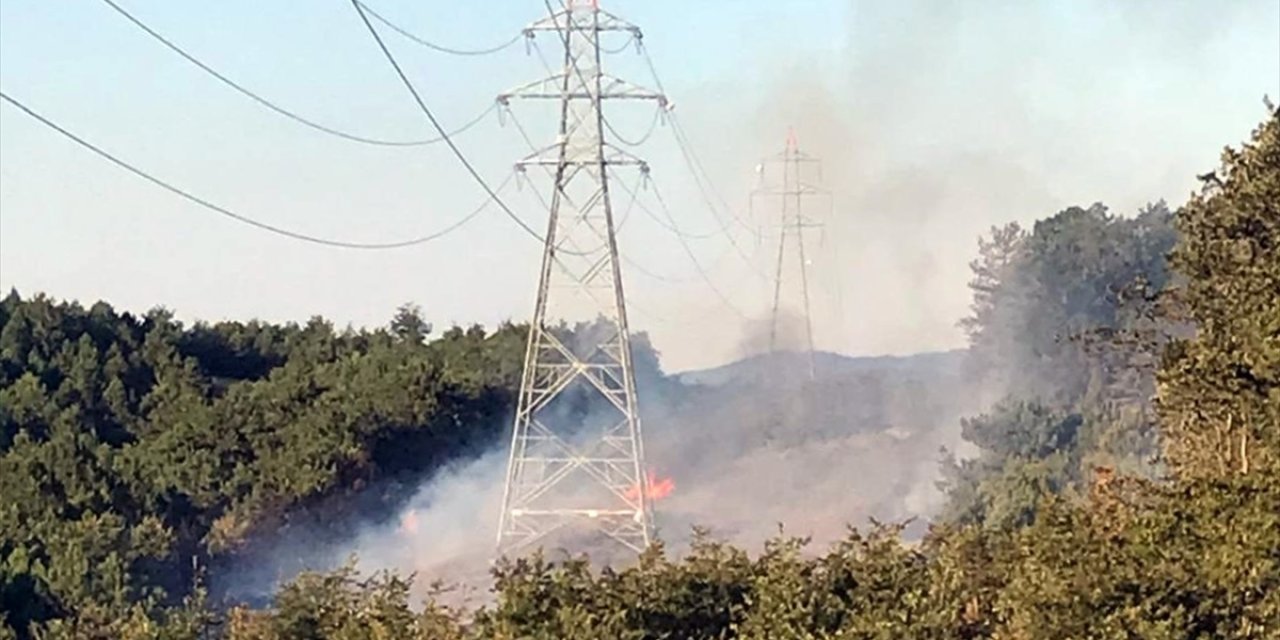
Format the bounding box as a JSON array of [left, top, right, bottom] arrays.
[[495, 0, 667, 555], [752, 130, 831, 379]]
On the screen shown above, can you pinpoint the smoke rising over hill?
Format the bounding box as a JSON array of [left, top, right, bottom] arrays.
[[643, 0, 1274, 371], [208, 346, 980, 605]]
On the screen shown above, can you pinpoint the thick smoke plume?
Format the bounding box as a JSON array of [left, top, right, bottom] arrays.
[[643, 0, 1270, 371], [646, 349, 978, 553], [301, 348, 982, 605], [212, 343, 980, 607]]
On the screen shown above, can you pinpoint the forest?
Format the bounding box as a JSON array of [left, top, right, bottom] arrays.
[[1, 109, 1277, 638]]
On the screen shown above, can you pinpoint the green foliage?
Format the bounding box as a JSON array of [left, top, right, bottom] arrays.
[[0, 295, 532, 635], [223, 562, 464, 640], [0, 292, 673, 636], [940, 400, 1082, 528], [961, 202, 1178, 406], [427, 524, 960, 639], [470, 533, 757, 639], [389, 303, 432, 346], [1158, 108, 1280, 479], [942, 201, 1179, 527], [995, 474, 1280, 639]]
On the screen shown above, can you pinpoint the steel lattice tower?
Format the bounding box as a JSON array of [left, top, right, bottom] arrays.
[[752, 130, 831, 380], [495, 0, 667, 555]]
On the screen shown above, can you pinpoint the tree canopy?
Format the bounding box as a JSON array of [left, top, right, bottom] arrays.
[[1158, 111, 1280, 479]]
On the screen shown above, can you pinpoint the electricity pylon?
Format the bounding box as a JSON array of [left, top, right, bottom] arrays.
[[495, 0, 667, 556], [751, 130, 831, 380]]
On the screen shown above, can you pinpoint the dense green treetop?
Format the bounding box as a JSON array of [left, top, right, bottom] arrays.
[[0, 295, 664, 635], [1159, 108, 1280, 479]]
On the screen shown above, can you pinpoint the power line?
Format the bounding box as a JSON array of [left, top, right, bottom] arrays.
[[618, 240, 733, 286], [532, 34, 661, 152], [519, 3, 744, 320], [603, 109, 663, 147], [622, 236, 740, 287], [627, 44, 763, 278], [528, 38, 560, 79], [0, 90, 506, 249], [97, 0, 495, 147], [528, 2, 708, 256], [668, 112, 761, 240], [504, 108, 689, 305], [621, 253, 689, 284], [355, 1, 524, 56], [633, 170, 748, 318], [613, 169, 642, 234], [551, 15, 756, 321], [348, 0, 544, 244], [502, 108, 608, 257], [665, 114, 768, 281], [610, 170, 716, 240], [600, 33, 639, 55], [506, 98, 662, 254], [636, 42, 760, 239], [646, 173, 746, 274], [506, 103, 702, 275]]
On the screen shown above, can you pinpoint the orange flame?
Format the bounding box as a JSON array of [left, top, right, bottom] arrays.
[[626, 468, 675, 502]]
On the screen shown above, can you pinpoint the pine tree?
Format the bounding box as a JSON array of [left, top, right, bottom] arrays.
[[1158, 108, 1280, 479]]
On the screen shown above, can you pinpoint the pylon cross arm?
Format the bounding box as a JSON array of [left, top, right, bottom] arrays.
[[499, 74, 666, 105], [523, 7, 642, 36]]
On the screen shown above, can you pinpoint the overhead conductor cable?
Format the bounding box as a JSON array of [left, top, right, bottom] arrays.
[[348, 0, 545, 244], [0, 91, 506, 249], [98, 0, 498, 147]]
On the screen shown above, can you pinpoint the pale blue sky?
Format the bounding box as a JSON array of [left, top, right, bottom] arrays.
[[1, 0, 1277, 370]]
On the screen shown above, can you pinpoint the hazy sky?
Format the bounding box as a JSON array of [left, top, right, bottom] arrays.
[[2, 0, 1277, 371]]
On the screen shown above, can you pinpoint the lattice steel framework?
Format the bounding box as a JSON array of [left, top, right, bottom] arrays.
[[751, 130, 831, 380], [495, 0, 667, 555]]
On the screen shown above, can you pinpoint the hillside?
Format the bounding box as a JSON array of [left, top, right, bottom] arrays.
[[208, 346, 981, 603], [644, 348, 980, 549], [673, 348, 968, 388]]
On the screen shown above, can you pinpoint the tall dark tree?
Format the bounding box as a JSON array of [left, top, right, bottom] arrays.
[[942, 202, 1178, 526], [389, 303, 432, 345]]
